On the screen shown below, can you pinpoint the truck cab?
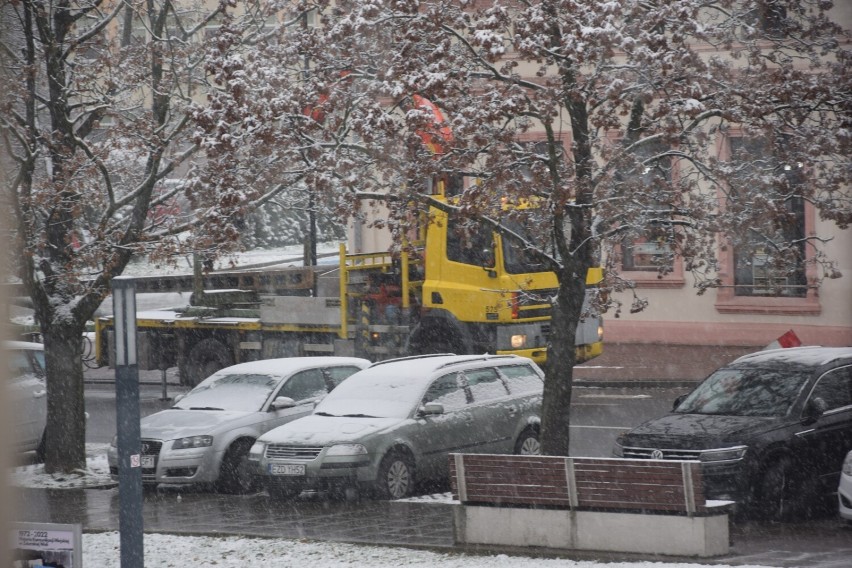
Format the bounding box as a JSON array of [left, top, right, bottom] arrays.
[[409, 196, 603, 365]]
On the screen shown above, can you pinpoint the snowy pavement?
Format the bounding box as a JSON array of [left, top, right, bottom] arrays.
[[9, 446, 778, 568], [80, 532, 774, 568]]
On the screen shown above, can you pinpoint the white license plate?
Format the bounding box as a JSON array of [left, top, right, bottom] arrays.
[[141, 456, 155, 468], [269, 463, 306, 476]]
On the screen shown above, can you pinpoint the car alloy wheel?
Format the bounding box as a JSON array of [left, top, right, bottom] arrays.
[[379, 453, 414, 499], [514, 429, 541, 455]]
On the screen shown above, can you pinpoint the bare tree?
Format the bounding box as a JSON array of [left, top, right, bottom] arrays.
[[0, 0, 292, 472], [196, 0, 852, 456]]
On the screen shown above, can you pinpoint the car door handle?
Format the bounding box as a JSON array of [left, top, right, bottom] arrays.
[[33, 390, 46, 398], [506, 405, 517, 414]]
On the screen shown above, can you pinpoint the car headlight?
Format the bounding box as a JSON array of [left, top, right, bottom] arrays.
[[325, 443, 368, 457], [843, 453, 852, 476], [699, 446, 747, 463], [110, 435, 117, 448], [249, 441, 265, 461], [172, 435, 213, 450]]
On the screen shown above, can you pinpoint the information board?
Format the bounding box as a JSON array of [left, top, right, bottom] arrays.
[[10, 522, 82, 568]]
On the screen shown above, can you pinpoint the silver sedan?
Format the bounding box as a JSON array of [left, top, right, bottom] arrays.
[[107, 356, 369, 493]]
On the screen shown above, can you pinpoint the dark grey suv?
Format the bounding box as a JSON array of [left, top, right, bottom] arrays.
[[613, 346, 852, 520]]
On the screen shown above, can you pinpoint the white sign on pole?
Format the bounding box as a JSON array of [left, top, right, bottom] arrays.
[[11, 522, 82, 567]]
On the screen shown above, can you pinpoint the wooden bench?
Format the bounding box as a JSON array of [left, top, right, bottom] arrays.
[[450, 454, 731, 557]]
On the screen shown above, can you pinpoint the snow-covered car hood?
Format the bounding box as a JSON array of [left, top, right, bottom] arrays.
[[622, 413, 780, 449], [140, 409, 259, 441], [259, 415, 402, 446]]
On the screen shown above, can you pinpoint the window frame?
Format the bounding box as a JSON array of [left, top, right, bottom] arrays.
[[605, 133, 685, 288], [714, 131, 820, 315]]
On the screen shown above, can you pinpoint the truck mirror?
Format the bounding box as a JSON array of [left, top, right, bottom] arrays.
[[481, 249, 495, 267]]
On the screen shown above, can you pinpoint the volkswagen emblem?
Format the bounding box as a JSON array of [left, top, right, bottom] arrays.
[[650, 449, 664, 460], [141, 442, 150, 453]]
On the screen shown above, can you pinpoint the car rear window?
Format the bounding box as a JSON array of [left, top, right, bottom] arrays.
[[464, 368, 510, 402], [499, 364, 544, 395]]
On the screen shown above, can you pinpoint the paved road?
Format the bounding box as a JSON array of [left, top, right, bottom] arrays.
[[83, 369, 691, 454]]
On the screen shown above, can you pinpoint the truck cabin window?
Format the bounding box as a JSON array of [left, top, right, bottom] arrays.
[[446, 219, 494, 267], [502, 219, 552, 275]]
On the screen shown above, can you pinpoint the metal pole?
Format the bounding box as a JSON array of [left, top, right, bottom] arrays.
[[161, 367, 169, 401], [113, 277, 144, 568]]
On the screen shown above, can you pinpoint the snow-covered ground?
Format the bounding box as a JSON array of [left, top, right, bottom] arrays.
[[79, 532, 771, 568], [10, 447, 771, 568]]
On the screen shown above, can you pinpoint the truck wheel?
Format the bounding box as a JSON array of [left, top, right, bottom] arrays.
[[409, 324, 461, 356], [185, 338, 233, 387], [216, 439, 257, 494]]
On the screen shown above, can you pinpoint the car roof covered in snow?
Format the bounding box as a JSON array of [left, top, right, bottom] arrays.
[[367, 353, 535, 381], [211, 356, 370, 377], [3, 340, 44, 351], [732, 346, 852, 368]]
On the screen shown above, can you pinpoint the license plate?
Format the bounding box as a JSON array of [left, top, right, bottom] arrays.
[[141, 456, 155, 468], [269, 463, 305, 476]]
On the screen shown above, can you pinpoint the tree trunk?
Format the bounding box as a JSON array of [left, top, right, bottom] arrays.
[[540, 262, 585, 456], [42, 322, 87, 474]]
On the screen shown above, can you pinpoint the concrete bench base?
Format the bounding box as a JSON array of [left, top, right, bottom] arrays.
[[453, 504, 730, 557]]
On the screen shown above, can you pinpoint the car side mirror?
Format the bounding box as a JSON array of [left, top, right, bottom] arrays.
[[271, 396, 297, 410], [672, 394, 687, 412], [419, 402, 444, 416], [803, 397, 828, 422]]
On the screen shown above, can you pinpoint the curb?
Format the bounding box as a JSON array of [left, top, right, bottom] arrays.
[[84, 377, 698, 388], [573, 379, 700, 389]]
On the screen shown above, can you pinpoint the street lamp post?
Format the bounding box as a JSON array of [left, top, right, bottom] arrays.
[[112, 277, 144, 568]]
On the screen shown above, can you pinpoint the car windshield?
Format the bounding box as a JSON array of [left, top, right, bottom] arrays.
[[675, 366, 811, 417], [314, 371, 427, 419], [174, 373, 282, 412]]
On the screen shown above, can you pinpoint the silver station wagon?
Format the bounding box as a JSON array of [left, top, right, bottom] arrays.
[[250, 354, 545, 500]]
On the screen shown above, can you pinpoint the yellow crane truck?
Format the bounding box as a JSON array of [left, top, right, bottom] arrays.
[[95, 196, 604, 386]]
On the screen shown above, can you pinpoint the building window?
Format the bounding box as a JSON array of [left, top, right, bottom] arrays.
[[736, 1, 788, 38], [616, 140, 683, 287], [729, 137, 807, 298], [622, 235, 673, 272], [753, 1, 787, 36]]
